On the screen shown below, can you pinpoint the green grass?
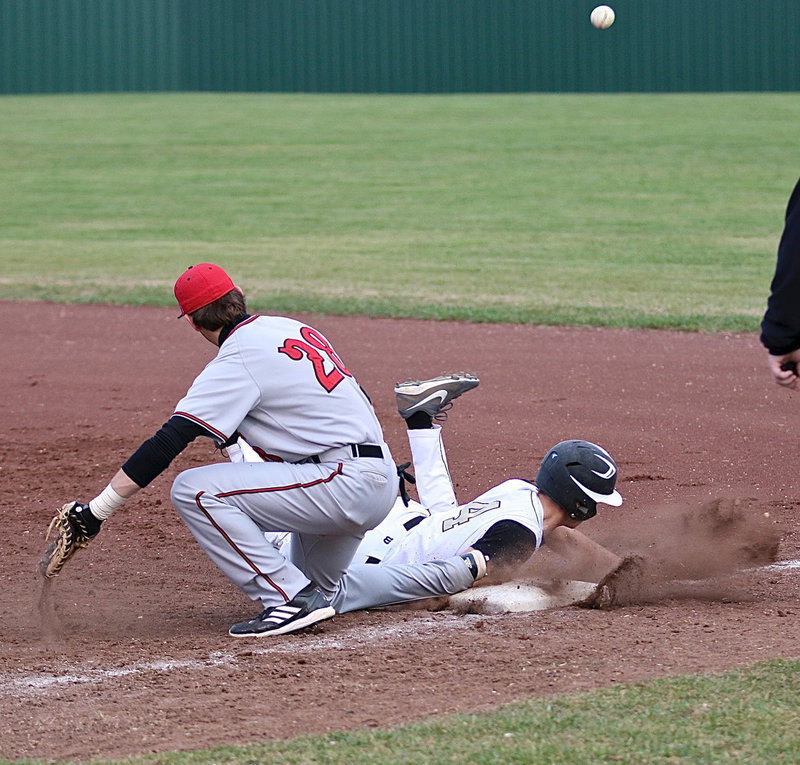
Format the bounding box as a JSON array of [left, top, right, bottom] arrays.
[[5, 659, 796, 765], [0, 92, 796, 330], [1, 95, 797, 763]]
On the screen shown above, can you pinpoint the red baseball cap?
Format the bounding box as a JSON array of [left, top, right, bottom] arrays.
[[174, 263, 236, 317]]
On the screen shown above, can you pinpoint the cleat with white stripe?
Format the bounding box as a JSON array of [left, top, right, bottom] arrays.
[[228, 583, 335, 637]]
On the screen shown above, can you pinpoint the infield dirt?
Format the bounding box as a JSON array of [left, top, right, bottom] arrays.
[[0, 302, 797, 762]]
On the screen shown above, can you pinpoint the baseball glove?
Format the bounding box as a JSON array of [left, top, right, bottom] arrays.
[[39, 502, 102, 578]]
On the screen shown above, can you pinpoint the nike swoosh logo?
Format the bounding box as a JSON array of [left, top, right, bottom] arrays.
[[591, 454, 617, 480], [570, 475, 623, 507], [405, 390, 448, 412]]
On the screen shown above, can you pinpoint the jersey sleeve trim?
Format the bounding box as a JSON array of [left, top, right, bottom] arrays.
[[173, 411, 229, 443], [121, 415, 208, 488]]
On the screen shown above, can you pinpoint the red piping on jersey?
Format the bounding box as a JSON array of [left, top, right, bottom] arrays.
[[172, 316, 260, 441], [194, 490, 289, 601], [227, 314, 259, 338], [192, 463, 344, 602], [215, 462, 345, 498], [173, 411, 228, 442]]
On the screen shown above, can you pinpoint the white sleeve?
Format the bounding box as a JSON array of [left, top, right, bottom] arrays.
[[238, 438, 264, 463], [225, 442, 245, 463], [225, 438, 265, 464]]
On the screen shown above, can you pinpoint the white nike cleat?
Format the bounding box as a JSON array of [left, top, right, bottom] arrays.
[[394, 373, 480, 420]]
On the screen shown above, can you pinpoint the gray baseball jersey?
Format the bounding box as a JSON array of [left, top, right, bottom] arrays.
[[169, 315, 398, 610], [174, 315, 384, 460]]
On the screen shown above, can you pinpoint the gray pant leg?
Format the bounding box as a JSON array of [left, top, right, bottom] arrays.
[[171, 457, 397, 610], [289, 532, 364, 601], [171, 470, 309, 605], [330, 556, 474, 614]]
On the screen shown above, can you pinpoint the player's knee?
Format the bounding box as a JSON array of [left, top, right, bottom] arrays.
[[170, 468, 202, 516]]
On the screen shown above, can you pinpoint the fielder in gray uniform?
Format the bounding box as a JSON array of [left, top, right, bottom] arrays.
[[234, 374, 624, 613], [59, 263, 399, 637]]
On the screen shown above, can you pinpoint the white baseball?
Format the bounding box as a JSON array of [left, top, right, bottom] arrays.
[[590, 5, 615, 30]]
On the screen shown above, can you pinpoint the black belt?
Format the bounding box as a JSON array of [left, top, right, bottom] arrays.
[[349, 443, 384, 459], [307, 443, 384, 463]]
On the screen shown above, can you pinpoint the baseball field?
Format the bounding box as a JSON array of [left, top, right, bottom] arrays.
[[1, 94, 799, 763]]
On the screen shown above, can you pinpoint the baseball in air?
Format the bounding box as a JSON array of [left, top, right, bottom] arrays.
[[590, 5, 615, 29]]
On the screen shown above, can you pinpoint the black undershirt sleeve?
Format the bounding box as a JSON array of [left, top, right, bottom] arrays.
[[121, 415, 212, 488], [471, 520, 538, 568]]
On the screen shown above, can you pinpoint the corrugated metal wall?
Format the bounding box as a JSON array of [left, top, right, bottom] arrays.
[[0, 0, 182, 93], [179, 0, 800, 93], [1, 0, 798, 94]]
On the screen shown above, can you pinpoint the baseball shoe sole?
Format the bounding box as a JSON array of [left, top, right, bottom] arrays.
[[394, 373, 480, 420], [229, 583, 335, 637]]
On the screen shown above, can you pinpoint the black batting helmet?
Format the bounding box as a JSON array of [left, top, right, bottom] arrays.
[[535, 440, 622, 521]]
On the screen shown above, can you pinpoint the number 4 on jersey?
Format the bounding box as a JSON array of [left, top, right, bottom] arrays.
[[278, 326, 352, 392], [441, 500, 501, 532]]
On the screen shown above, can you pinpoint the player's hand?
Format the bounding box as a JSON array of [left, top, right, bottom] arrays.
[[767, 353, 800, 390]]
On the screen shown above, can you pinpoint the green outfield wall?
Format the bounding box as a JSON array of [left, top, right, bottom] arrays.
[[1, 0, 798, 94]]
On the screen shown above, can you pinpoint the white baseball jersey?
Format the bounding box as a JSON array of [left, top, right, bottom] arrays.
[[356, 479, 544, 565], [174, 315, 383, 461]]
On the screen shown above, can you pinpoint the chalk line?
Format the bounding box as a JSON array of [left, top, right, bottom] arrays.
[[3, 558, 797, 698], [764, 558, 800, 570], [0, 615, 484, 698]]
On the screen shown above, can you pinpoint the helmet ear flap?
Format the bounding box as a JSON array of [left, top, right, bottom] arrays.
[[565, 501, 597, 522], [562, 459, 597, 521]]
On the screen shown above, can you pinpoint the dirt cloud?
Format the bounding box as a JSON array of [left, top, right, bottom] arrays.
[[529, 498, 783, 608]]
